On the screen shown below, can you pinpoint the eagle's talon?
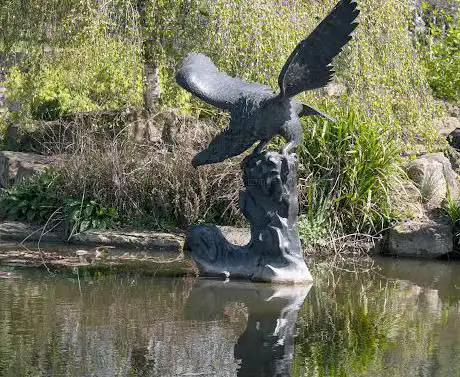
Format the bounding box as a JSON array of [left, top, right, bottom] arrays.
[[281, 141, 296, 157], [253, 140, 268, 156]]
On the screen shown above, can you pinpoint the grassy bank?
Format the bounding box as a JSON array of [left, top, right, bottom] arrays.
[[0, 109, 243, 233]]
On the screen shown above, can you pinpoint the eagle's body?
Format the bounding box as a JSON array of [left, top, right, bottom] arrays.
[[176, 0, 360, 167], [193, 94, 305, 167]]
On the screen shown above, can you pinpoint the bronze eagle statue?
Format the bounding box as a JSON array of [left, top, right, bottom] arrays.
[[176, 0, 359, 167]]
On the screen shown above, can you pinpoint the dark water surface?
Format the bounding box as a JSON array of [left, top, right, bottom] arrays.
[[1, 257, 460, 377]]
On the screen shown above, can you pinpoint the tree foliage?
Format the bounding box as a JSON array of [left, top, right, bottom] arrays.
[[418, 4, 460, 103], [1, 0, 440, 139]]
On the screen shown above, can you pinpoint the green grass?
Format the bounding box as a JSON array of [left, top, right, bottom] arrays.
[[442, 191, 460, 225], [297, 107, 405, 236]]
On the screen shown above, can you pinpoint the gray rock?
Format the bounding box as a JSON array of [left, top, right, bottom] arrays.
[[436, 116, 460, 138], [0, 151, 56, 187], [394, 182, 425, 219], [6, 124, 18, 151], [406, 152, 460, 207], [0, 221, 185, 252], [0, 221, 62, 243], [446, 102, 460, 118], [4, 98, 20, 113], [387, 219, 453, 258], [71, 229, 184, 252]]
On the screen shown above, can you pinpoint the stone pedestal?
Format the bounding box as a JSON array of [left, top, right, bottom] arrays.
[[186, 151, 312, 283]]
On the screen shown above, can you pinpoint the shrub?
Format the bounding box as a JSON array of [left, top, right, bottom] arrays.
[[3, 0, 441, 150], [0, 168, 118, 234], [6, 38, 143, 121], [419, 7, 460, 102], [297, 108, 405, 236], [1, 169, 63, 222], [41, 110, 243, 229]]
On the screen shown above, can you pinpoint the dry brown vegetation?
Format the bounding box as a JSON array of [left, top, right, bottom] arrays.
[[37, 108, 244, 229]]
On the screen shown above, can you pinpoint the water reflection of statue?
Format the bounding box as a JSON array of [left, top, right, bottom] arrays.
[[185, 280, 312, 377]]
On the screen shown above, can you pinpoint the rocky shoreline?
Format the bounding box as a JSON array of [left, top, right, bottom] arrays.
[[0, 221, 253, 277], [0, 213, 458, 279], [0, 221, 185, 251]]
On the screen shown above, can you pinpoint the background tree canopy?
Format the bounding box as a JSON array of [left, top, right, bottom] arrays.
[[0, 0, 447, 141]]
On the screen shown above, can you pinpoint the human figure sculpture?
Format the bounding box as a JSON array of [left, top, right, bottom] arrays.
[[177, 0, 359, 282]]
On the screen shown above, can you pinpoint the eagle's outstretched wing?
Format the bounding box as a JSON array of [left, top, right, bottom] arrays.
[[278, 0, 359, 99], [176, 53, 274, 111]]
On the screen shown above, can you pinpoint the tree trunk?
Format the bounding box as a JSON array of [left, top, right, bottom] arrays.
[[142, 60, 160, 113], [136, 0, 161, 141]]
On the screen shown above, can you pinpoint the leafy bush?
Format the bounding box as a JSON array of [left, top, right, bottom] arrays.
[[1, 169, 63, 222], [3, 0, 441, 149], [64, 198, 118, 234], [419, 7, 460, 102], [0, 169, 118, 233], [6, 37, 142, 121]]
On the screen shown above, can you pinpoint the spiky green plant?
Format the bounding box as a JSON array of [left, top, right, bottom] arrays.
[[442, 191, 460, 225], [297, 107, 405, 235]]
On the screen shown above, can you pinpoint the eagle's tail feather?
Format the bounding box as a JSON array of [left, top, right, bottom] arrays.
[[299, 103, 336, 122]]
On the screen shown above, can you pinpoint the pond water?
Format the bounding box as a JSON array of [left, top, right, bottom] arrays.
[[1, 257, 460, 377]]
